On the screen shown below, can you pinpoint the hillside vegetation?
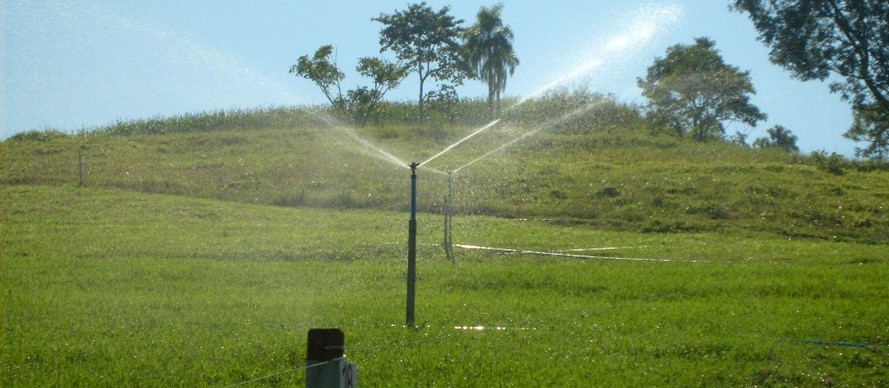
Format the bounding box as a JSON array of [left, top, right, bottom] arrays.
[[3, 102, 889, 386], [3, 102, 887, 244]]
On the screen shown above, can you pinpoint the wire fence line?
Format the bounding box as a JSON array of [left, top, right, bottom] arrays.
[[347, 333, 459, 353], [219, 318, 887, 387], [217, 239, 884, 386], [221, 360, 333, 388], [219, 322, 540, 387], [454, 243, 707, 263], [218, 331, 462, 387]]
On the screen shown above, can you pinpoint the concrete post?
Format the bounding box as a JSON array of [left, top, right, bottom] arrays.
[[306, 328, 357, 388]]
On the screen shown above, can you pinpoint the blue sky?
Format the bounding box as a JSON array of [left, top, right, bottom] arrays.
[[2, 1, 854, 155]]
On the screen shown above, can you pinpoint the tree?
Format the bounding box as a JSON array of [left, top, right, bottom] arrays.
[[291, 46, 406, 124], [753, 125, 800, 152], [730, 131, 750, 147], [732, 0, 889, 160], [289, 45, 345, 108], [843, 103, 889, 162], [347, 57, 409, 125], [638, 37, 766, 141], [425, 84, 459, 124], [464, 3, 519, 119], [374, 2, 465, 123]]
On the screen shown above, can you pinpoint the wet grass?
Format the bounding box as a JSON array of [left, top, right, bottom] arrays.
[[2, 185, 887, 386]]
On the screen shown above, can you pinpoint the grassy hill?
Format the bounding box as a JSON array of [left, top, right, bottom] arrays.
[[3, 105, 887, 243], [3, 105, 888, 386]]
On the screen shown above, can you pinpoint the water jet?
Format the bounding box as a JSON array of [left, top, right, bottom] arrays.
[[442, 171, 454, 262], [419, 119, 501, 167]]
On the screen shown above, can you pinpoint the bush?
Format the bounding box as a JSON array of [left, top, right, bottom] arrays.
[[8, 129, 70, 142], [810, 150, 846, 175]]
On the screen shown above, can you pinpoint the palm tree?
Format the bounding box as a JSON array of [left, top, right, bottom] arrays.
[[464, 4, 519, 119]]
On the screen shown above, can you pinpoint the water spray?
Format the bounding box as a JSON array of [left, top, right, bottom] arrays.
[[419, 119, 501, 167], [317, 114, 410, 169], [453, 98, 610, 173], [406, 162, 419, 327], [443, 171, 454, 262]]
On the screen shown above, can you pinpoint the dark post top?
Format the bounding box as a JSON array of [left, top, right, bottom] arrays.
[[306, 328, 344, 362], [409, 162, 419, 219]]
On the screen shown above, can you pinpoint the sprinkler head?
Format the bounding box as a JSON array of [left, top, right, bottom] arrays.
[[409, 162, 419, 171]]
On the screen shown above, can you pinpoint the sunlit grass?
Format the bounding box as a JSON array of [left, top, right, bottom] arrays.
[[2, 186, 887, 386], [2, 101, 888, 385]]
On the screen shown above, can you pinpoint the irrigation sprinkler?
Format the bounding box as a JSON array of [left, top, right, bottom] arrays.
[[406, 162, 419, 327]]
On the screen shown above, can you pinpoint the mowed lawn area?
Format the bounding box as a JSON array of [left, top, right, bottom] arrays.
[[2, 185, 887, 386]]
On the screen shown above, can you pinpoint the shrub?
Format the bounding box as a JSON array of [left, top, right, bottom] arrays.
[[599, 187, 621, 197], [811, 150, 846, 175], [8, 129, 69, 142]]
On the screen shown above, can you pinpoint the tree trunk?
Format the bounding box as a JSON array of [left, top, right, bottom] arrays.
[[418, 79, 425, 124], [417, 62, 426, 124], [487, 84, 495, 120], [495, 88, 502, 118]]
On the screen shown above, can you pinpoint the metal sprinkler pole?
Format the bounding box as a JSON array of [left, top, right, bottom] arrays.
[[406, 162, 419, 327]]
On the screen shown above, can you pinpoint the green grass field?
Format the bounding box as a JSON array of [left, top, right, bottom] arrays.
[[2, 106, 888, 385], [2, 185, 887, 386]]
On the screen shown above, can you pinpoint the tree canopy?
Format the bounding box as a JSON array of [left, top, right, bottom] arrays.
[[638, 37, 766, 141], [348, 57, 410, 125], [732, 0, 888, 110], [289, 45, 345, 107], [374, 2, 466, 123], [732, 0, 889, 160], [843, 103, 889, 161], [290, 45, 407, 125], [753, 125, 800, 152]]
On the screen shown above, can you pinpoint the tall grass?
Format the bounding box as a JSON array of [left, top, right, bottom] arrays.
[[90, 106, 328, 136]]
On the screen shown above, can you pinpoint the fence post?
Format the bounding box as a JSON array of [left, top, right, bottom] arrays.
[[306, 328, 357, 388]]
